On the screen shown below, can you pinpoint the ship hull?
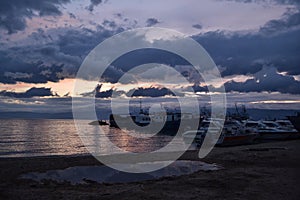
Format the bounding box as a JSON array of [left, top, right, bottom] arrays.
[[258, 131, 299, 140], [183, 132, 258, 147], [217, 133, 258, 146], [109, 114, 201, 135]]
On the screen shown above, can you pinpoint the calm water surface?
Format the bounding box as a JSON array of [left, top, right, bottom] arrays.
[[0, 119, 185, 157]]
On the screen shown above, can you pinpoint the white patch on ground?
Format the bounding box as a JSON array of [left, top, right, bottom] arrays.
[[20, 160, 221, 184]]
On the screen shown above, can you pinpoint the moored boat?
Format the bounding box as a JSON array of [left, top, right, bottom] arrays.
[[263, 120, 300, 139], [244, 120, 297, 140], [275, 120, 296, 130], [109, 101, 203, 135], [89, 120, 109, 126], [218, 133, 258, 146], [183, 119, 258, 147], [218, 120, 258, 146]]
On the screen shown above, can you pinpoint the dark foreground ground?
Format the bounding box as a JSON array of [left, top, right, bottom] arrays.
[[0, 140, 300, 200]]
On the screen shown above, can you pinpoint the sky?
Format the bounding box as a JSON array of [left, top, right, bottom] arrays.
[[0, 0, 300, 114]]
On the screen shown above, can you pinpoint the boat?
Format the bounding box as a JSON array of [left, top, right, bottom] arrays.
[[275, 120, 296, 130], [183, 119, 258, 147], [89, 120, 109, 126], [243, 120, 297, 140], [110, 111, 201, 135], [182, 120, 222, 146], [275, 119, 300, 139], [218, 120, 258, 146], [109, 100, 202, 135], [287, 113, 300, 133], [262, 120, 299, 139]]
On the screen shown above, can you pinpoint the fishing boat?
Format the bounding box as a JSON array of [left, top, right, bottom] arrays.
[[183, 119, 258, 147], [275, 119, 300, 139], [182, 120, 222, 146], [275, 120, 296, 130], [109, 100, 202, 135], [244, 120, 298, 140], [89, 120, 109, 126], [218, 120, 258, 146]]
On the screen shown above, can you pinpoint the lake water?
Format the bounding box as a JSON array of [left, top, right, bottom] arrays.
[[0, 119, 186, 157]]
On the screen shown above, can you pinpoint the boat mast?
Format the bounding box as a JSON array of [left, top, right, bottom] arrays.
[[235, 102, 239, 115], [139, 98, 143, 114]]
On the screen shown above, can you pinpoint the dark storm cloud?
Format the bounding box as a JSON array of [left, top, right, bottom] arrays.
[[93, 48, 192, 84], [145, 18, 160, 27], [87, 0, 107, 12], [224, 67, 300, 94], [0, 87, 56, 98], [81, 84, 124, 98], [57, 24, 124, 57], [1, 0, 299, 97], [56, 24, 125, 79], [0, 0, 70, 34], [102, 19, 117, 28], [111, 49, 189, 74], [101, 65, 126, 83], [68, 12, 76, 19], [192, 26, 300, 76], [260, 11, 300, 35], [190, 84, 209, 93], [0, 24, 124, 84], [126, 87, 184, 98], [221, 0, 300, 34], [192, 24, 202, 30], [0, 48, 65, 84], [81, 84, 182, 99]]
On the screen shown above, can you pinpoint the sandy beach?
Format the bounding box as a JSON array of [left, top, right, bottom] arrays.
[[0, 140, 300, 200]]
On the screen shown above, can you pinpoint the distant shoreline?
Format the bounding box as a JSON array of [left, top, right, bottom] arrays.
[[0, 108, 299, 120]]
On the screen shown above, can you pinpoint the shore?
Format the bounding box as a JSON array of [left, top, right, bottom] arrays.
[[1, 140, 300, 200]]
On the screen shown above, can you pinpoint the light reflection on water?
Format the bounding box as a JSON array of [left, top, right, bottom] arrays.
[[0, 119, 186, 157]]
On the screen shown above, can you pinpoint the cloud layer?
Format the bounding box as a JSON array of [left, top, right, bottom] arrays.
[[0, 0, 70, 34], [0, 0, 299, 96], [0, 87, 56, 98], [224, 67, 300, 94]]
